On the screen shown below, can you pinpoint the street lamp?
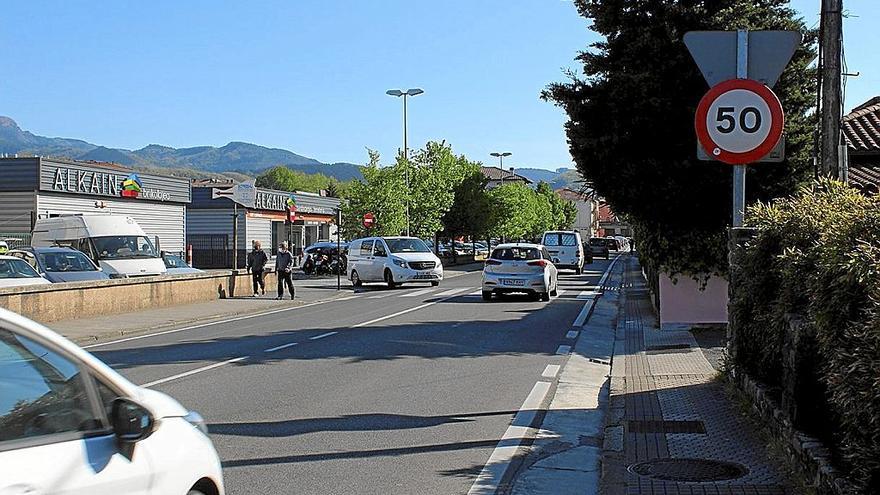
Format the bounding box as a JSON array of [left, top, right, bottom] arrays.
[[490, 152, 512, 187], [387, 88, 425, 237]]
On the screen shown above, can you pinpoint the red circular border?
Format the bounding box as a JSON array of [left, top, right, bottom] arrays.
[[695, 78, 784, 165]]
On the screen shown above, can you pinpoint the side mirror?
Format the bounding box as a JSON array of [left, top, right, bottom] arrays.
[[111, 398, 154, 443]]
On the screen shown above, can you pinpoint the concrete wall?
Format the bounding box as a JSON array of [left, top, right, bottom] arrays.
[[659, 273, 728, 328], [0, 270, 278, 323]]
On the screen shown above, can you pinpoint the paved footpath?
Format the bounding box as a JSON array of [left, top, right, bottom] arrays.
[[602, 256, 795, 495]]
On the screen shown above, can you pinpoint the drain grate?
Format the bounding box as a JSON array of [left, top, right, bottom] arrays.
[[627, 420, 706, 434], [628, 458, 748, 482]]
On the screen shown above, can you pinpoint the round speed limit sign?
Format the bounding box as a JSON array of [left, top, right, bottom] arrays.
[[695, 78, 784, 165]]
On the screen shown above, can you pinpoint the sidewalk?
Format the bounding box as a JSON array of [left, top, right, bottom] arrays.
[[602, 256, 794, 495], [51, 262, 485, 345]]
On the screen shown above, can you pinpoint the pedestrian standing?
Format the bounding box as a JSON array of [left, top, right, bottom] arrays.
[[246, 240, 269, 296], [275, 241, 295, 300]]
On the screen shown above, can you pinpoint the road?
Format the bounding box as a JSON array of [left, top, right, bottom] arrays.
[[89, 258, 615, 494]]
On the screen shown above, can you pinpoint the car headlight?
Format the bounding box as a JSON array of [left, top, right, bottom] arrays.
[[392, 258, 407, 268], [184, 410, 209, 436]]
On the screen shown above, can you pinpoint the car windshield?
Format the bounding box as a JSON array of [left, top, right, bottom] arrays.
[[0, 258, 41, 279], [387, 239, 431, 253], [37, 251, 97, 272], [163, 254, 190, 269], [491, 247, 541, 261], [92, 236, 157, 260], [590, 239, 605, 246]]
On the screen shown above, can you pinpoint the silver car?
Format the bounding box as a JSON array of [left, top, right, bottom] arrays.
[[481, 243, 559, 301]]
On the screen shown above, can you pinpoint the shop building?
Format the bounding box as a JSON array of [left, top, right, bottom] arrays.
[[0, 156, 191, 252], [187, 180, 341, 268]]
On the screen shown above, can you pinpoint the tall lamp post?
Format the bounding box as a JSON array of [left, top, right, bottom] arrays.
[[490, 152, 512, 188], [387, 88, 425, 237]]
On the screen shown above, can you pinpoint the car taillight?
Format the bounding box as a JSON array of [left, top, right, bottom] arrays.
[[528, 260, 548, 268], [486, 259, 502, 265]]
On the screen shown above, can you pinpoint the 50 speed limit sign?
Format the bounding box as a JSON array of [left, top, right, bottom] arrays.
[[695, 78, 784, 165]]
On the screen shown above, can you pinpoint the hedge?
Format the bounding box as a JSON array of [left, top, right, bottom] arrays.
[[731, 180, 880, 492]]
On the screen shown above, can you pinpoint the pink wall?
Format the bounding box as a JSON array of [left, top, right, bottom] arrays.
[[659, 273, 728, 327]]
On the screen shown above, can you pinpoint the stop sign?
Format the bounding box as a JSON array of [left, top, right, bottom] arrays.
[[363, 212, 375, 228], [695, 78, 784, 165]]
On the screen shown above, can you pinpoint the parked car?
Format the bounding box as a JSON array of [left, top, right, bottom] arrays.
[[348, 236, 443, 288], [31, 215, 167, 278], [541, 231, 585, 274], [588, 237, 610, 260], [0, 255, 52, 288], [603, 237, 621, 251], [482, 243, 558, 301], [425, 240, 453, 257], [8, 247, 111, 283], [162, 252, 203, 275], [581, 242, 594, 264], [0, 307, 225, 494]]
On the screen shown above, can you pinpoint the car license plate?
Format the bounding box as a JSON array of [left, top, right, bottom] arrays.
[[501, 279, 524, 286]]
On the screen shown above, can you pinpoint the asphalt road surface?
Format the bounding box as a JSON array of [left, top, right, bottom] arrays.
[[89, 258, 615, 494]]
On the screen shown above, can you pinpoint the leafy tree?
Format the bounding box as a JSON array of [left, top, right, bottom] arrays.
[[256, 165, 345, 194], [442, 164, 492, 240], [543, 0, 817, 276], [488, 183, 540, 241], [341, 150, 407, 238]]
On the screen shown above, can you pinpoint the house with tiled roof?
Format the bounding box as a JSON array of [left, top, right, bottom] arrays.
[[479, 166, 532, 189], [843, 96, 880, 194]]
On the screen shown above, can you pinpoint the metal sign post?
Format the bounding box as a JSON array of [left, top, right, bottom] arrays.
[[733, 30, 748, 227], [336, 208, 342, 291]]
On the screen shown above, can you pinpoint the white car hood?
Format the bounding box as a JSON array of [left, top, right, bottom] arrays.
[[390, 252, 441, 263], [100, 258, 167, 276]]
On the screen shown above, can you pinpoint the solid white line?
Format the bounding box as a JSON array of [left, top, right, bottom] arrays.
[[577, 289, 599, 299], [566, 330, 579, 339], [309, 331, 337, 340], [83, 299, 331, 349], [556, 345, 571, 355], [435, 287, 468, 297], [336, 295, 358, 301], [352, 289, 468, 328], [141, 356, 247, 388], [368, 294, 386, 299], [572, 300, 595, 327], [597, 254, 622, 287], [264, 342, 298, 352], [469, 289, 483, 295], [400, 288, 435, 298], [467, 381, 552, 495], [542, 364, 561, 378]]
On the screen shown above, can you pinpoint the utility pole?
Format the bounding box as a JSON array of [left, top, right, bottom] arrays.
[[819, 0, 843, 178]]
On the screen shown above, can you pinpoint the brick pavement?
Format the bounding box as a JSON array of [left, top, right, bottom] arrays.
[[601, 256, 794, 495]]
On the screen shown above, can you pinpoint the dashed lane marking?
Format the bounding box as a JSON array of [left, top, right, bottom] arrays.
[[309, 331, 338, 340], [542, 364, 561, 378], [264, 342, 298, 353], [141, 356, 247, 388], [399, 288, 436, 298], [566, 330, 579, 339], [556, 345, 571, 355]]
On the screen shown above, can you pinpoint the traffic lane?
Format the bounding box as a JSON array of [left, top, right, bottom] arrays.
[[89, 273, 486, 386], [150, 272, 595, 494]]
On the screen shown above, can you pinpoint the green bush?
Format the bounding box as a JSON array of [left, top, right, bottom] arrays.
[[732, 180, 880, 492]]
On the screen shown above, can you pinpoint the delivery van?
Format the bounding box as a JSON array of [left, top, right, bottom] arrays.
[[31, 215, 167, 277]]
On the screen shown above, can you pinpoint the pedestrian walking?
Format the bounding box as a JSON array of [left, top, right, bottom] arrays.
[[275, 241, 295, 300], [246, 240, 269, 296]]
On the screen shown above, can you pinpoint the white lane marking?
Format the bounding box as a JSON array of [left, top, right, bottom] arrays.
[[542, 364, 561, 378], [468, 381, 552, 495], [577, 290, 599, 299], [368, 294, 386, 299], [84, 299, 332, 349], [352, 289, 469, 328], [264, 342, 298, 352], [572, 300, 594, 327], [141, 356, 247, 388], [566, 330, 579, 339], [435, 287, 468, 297], [556, 345, 571, 355], [555, 289, 566, 298], [400, 288, 435, 298], [597, 254, 622, 287], [336, 296, 358, 301], [571, 256, 621, 328], [309, 331, 338, 340]]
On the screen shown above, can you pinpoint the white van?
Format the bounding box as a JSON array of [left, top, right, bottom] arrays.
[[31, 215, 167, 278], [0, 307, 225, 495], [541, 231, 585, 274], [348, 236, 443, 288]]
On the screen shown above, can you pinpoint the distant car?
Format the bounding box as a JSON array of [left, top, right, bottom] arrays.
[[162, 252, 203, 275], [588, 238, 610, 260], [604, 237, 621, 251], [348, 236, 443, 288], [8, 247, 110, 283], [581, 242, 594, 264], [0, 307, 225, 495], [0, 255, 52, 289], [541, 231, 585, 274], [482, 243, 558, 301]]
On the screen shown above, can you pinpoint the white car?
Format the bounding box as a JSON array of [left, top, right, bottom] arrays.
[[0, 307, 225, 495], [0, 255, 52, 289], [541, 231, 585, 274], [482, 243, 559, 301], [348, 236, 443, 288]]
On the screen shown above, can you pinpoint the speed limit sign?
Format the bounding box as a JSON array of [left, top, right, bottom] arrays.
[[695, 78, 784, 165]]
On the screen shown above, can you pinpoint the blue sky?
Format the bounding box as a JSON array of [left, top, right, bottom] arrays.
[[0, 1, 876, 171]]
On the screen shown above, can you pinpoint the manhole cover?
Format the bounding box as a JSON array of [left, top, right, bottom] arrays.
[[628, 458, 748, 482]]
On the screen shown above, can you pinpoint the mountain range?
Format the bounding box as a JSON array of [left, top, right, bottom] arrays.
[[0, 116, 363, 181]]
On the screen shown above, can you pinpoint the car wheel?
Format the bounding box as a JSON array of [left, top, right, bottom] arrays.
[[351, 270, 362, 287], [187, 491, 207, 495], [482, 290, 493, 301], [384, 269, 397, 289], [540, 292, 550, 302]]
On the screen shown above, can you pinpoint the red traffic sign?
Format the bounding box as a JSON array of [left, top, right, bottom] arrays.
[[363, 212, 376, 229], [287, 208, 296, 222], [695, 78, 784, 165]]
